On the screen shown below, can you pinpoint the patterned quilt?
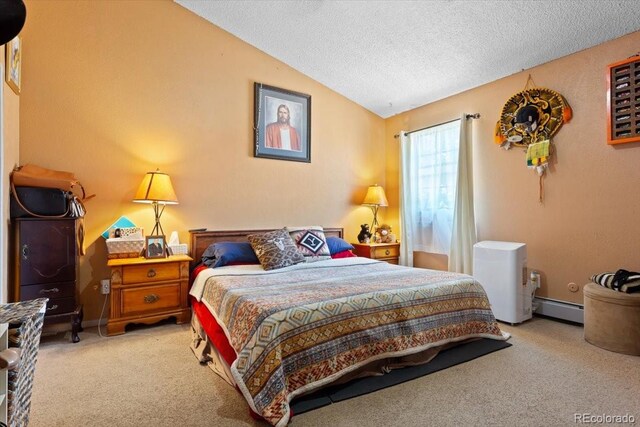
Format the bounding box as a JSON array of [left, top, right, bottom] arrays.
[[190, 258, 507, 426]]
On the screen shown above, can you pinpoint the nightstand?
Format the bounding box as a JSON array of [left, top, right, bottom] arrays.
[[352, 242, 400, 264], [106, 255, 192, 336]]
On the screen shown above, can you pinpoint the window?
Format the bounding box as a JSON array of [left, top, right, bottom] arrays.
[[405, 119, 461, 254]]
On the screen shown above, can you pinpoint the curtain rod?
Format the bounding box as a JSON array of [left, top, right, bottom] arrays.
[[393, 113, 480, 138]]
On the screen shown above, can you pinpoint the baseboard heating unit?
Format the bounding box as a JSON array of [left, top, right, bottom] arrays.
[[534, 297, 584, 324]]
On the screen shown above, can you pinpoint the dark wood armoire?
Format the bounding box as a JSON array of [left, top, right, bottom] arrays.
[[12, 218, 83, 342]]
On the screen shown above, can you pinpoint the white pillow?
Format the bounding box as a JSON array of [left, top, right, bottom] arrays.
[[285, 226, 331, 263]]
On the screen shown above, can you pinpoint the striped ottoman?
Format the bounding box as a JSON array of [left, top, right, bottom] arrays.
[[583, 283, 640, 355]]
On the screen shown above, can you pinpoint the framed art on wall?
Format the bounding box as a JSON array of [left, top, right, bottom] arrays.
[[5, 36, 21, 95], [607, 55, 640, 145], [254, 83, 311, 162]]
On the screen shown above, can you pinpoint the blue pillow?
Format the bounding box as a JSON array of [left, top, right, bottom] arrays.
[[202, 242, 259, 268], [326, 236, 354, 255]]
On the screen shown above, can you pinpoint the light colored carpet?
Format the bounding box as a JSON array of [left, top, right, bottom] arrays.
[[28, 317, 639, 427]]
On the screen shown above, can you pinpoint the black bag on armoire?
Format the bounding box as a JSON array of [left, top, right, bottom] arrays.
[[10, 186, 69, 218]]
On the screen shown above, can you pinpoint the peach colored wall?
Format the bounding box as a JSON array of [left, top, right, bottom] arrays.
[[413, 252, 448, 272], [2, 43, 21, 303], [19, 1, 385, 321], [386, 31, 640, 304]]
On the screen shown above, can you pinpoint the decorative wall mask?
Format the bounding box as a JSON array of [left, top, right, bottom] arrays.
[[495, 87, 572, 148], [494, 77, 572, 203]]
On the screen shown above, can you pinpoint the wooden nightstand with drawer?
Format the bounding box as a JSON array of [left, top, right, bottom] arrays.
[[352, 242, 400, 264], [106, 255, 192, 336]]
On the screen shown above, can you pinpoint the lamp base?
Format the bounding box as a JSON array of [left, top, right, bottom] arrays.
[[370, 206, 380, 242], [149, 201, 166, 237]]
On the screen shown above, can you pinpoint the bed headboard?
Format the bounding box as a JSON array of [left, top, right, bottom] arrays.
[[189, 228, 344, 269]]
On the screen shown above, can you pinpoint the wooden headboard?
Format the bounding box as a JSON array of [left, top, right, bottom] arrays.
[[189, 228, 344, 269]]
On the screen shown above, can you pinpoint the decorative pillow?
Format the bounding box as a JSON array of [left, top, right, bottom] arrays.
[[326, 236, 354, 255], [591, 270, 640, 293], [248, 228, 305, 271], [286, 226, 331, 263], [332, 250, 356, 259], [201, 242, 259, 268]]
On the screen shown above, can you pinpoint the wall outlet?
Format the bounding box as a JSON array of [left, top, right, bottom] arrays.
[[530, 271, 541, 289], [100, 279, 110, 295]]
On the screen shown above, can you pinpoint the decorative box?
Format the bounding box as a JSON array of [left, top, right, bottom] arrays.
[[106, 238, 145, 259], [607, 55, 640, 145], [108, 226, 143, 239]]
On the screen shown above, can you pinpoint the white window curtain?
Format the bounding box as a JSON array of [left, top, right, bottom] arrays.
[[449, 114, 477, 274], [399, 114, 477, 273], [399, 131, 414, 267], [400, 119, 460, 261]]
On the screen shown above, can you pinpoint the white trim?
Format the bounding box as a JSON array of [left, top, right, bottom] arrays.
[[0, 60, 5, 303], [534, 297, 584, 324]]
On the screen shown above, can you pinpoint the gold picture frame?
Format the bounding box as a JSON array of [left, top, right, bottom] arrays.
[[5, 36, 21, 95]]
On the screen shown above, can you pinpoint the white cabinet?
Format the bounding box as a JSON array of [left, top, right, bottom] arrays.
[[473, 241, 531, 324]]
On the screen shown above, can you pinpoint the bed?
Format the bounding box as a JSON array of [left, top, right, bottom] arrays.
[[188, 228, 509, 427]]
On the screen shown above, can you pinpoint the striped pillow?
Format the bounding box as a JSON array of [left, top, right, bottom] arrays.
[[591, 270, 640, 293]]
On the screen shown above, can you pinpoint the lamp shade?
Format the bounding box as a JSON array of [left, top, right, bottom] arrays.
[[133, 170, 178, 205], [362, 184, 388, 207]]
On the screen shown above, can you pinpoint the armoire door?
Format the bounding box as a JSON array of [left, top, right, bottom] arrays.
[[18, 219, 77, 286]]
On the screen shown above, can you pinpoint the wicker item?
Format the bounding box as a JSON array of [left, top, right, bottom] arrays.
[[0, 298, 48, 427], [106, 238, 144, 259]]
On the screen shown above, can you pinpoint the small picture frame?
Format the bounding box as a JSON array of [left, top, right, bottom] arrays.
[[145, 235, 166, 259], [5, 36, 21, 95]]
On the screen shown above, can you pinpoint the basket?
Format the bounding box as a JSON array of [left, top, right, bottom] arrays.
[[106, 238, 144, 259]]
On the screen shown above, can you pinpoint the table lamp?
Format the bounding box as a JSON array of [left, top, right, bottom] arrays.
[[362, 184, 388, 239], [133, 169, 178, 236]]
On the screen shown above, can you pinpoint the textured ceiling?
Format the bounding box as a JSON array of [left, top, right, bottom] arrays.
[[175, 0, 640, 118]]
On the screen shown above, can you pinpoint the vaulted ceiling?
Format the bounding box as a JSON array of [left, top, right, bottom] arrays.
[[176, 0, 640, 118]]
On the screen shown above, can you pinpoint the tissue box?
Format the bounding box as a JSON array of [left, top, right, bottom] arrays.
[[169, 243, 188, 255], [106, 238, 145, 259]]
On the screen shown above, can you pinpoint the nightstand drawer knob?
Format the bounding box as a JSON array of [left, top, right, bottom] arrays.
[[40, 288, 60, 294], [47, 304, 59, 311], [147, 269, 156, 278], [144, 294, 160, 304], [385, 249, 390, 256]]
